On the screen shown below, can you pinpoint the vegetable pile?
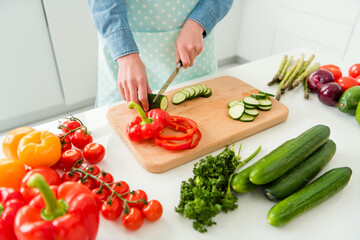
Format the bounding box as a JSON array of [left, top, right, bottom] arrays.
[[175, 144, 261, 233], [127, 101, 202, 150], [0, 115, 163, 239]]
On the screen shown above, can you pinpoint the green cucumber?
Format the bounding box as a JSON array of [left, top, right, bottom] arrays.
[[268, 167, 352, 227], [249, 124, 330, 185], [228, 104, 245, 119], [148, 93, 169, 110], [239, 113, 254, 122], [264, 139, 336, 201], [202, 88, 212, 98]]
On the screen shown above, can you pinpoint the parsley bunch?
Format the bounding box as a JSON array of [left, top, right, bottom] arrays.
[[175, 145, 244, 232]]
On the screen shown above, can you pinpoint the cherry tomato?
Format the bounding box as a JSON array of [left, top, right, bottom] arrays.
[[78, 177, 95, 190], [122, 207, 144, 231], [320, 64, 342, 81], [95, 171, 114, 188], [61, 171, 81, 182], [111, 181, 130, 199], [336, 76, 358, 92], [71, 129, 93, 149], [349, 63, 360, 78], [142, 200, 163, 222], [20, 167, 61, 203], [2, 127, 35, 160], [100, 196, 123, 221], [56, 134, 72, 153], [126, 189, 147, 209], [61, 120, 81, 134], [84, 165, 101, 176], [0, 159, 27, 191], [356, 75, 360, 85], [60, 149, 83, 171], [92, 187, 111, 209], [83, 143, 105, 164], [17, 130, 62, 168]]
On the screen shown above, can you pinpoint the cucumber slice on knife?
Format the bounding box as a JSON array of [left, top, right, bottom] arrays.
[[148, 93, 169, 110]]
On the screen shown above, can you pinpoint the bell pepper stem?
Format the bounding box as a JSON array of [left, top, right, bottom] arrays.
[[27, 173, 68, 221], [0, 203, 3, 215], [128, 101, 153, 124]]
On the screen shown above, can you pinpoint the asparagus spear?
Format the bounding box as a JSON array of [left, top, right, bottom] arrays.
[[278, 56, 293, 81], [282, 54, 305, 90], [296, 54, 315, 79], [304, 75, 309, 99], [268, 55, 288, 86], [275, 60, 298, 100], [291, 62, 321, 88]]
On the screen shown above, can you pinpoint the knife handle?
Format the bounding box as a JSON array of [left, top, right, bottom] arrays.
[[178, 59, 183, 67]]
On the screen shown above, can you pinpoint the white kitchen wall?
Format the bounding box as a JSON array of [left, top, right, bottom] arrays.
[[236, 0, 360, 63]]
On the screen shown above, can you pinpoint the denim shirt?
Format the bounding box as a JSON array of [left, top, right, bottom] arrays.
[[86, 0, 233, 60]]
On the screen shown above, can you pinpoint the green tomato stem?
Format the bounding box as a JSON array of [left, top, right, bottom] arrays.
[[27, 174, 68, 221], [128, 101, 152, 124]]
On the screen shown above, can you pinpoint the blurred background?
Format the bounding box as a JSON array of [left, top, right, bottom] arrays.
[[1, 0, 359, 135]]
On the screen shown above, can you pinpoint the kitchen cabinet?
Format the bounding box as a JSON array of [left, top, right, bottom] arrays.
[[0, 0, 64, 132]]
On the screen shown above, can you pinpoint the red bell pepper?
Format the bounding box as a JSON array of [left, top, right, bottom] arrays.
[[126, 101, 169, 141], [157, 116, 198, 141], [14, 173, 99, 240], [20, 167, 61, 203], [0, 188, 25, 240]]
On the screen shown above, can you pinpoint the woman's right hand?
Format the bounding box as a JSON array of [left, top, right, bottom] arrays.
[[117, 53, 152, 111]]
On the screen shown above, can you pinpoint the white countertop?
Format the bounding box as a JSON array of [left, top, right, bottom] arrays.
[[1, 49, 359, 239]]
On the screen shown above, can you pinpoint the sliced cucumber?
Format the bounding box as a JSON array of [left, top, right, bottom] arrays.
[[251, 94, 267, 99], [228, 104, 245, 119], [171, 92, 187, 105], [148, 93, 169, 110], [243, 96, 260, 106], [183, 87, 196, 99], [228, 100, 242, 108], [202, 88, 212, 98], [258, 99, 272, 107], [258, 105, 272, 111], [180, 89, 191, 99], [259, 91, 275, 97], [239, 113, 255, 122], [191, 85, 202, 97], [245, 104, 257, 109], [244, 108, 259, 116]]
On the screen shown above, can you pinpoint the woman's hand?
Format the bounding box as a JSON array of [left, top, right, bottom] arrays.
[[175, 20, 205, 68], [117, 53, 152, 111]]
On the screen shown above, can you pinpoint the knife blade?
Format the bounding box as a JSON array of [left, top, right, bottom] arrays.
[[152, 60, 183, 103]]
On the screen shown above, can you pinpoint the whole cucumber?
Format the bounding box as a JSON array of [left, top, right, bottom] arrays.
[[264, 139, 336, 201], [267, 167, 352, 227], [249, 125, 330, 185]]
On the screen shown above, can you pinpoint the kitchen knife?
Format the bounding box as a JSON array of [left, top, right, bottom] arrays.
[[152, 60, 183, 103]]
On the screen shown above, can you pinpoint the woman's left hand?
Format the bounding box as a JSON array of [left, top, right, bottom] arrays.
[[175, 20, 204, 68]]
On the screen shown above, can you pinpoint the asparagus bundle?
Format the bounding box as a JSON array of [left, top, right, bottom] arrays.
[[268, 54, 320, 101]]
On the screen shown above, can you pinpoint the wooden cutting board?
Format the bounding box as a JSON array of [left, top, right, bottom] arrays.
[[107, 76, 289, 173]]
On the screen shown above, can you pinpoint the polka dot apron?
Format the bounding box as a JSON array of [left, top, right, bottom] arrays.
[[96, 0, 217, 107]]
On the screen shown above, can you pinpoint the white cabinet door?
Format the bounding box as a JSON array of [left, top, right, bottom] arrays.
[[0, 0, 64, 132], [42, 0, 98, 106]]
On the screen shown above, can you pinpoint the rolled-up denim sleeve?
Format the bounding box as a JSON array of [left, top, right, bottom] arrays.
[[187, 0, 233, 37], [86, 0, 138, 60]]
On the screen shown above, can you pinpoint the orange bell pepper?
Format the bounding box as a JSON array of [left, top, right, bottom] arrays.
[[2, 127, 35, 160], [17, 130, 62, 168], [0, 159, 27, 191]]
